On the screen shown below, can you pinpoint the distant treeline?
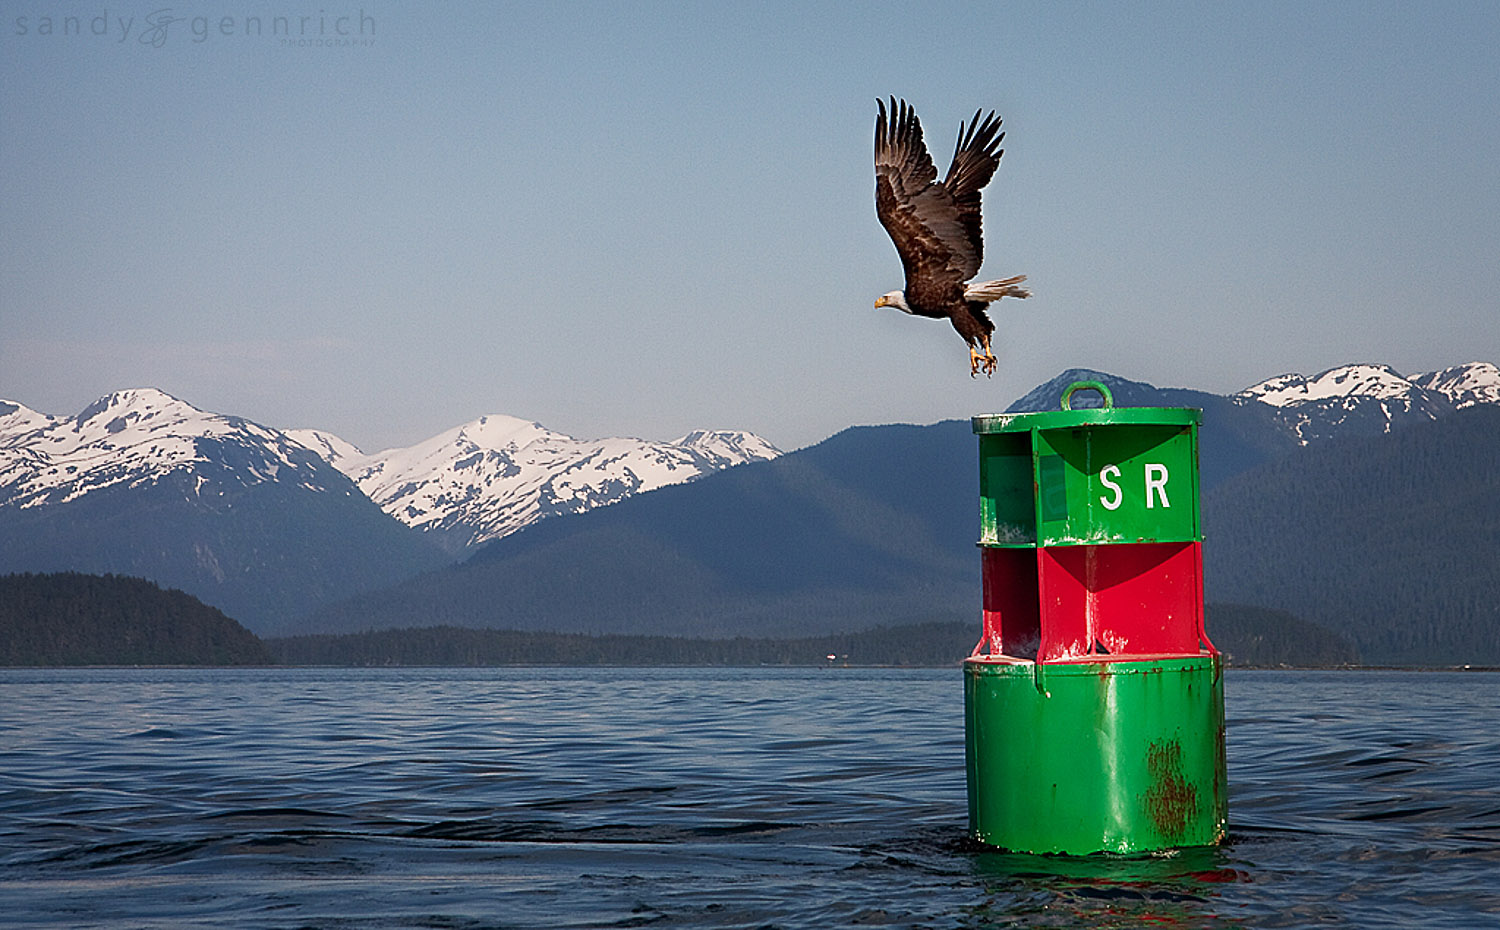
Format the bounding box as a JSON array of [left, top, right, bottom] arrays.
[[267, 605, 1358, 668], [2, 572, 1361, 668], [264, 621, 979, 667], [1207, 603, 1359, 667], [0, 572, 270, 666]]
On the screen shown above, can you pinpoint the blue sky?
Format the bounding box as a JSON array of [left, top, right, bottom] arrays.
[[3, 1, 1497, 452]]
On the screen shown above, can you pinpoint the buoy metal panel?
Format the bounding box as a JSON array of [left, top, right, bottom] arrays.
[[964, 655, 1227, 855]]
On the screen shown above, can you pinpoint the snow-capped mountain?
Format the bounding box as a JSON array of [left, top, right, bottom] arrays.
[[282, 427, 364, 470], [2, 388, 780, 568], [1237, 363, 1417, 406], [0, 389, 348, 510], [0, 400, 59, 446], [291, 416, 782, 555], [0, 389, 448, 632], [1410, 362, 1500, 410], [1232, 362, 1496, 445], [4, 364, 1491, 633]]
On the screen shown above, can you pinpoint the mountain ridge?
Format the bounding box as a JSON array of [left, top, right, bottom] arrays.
[[0, 388, 344, 509], [1230, 362, 1477, 445], [3, 360, 1495, 649], [295, 361, 1500, 666], [298, 415, 780, 556]]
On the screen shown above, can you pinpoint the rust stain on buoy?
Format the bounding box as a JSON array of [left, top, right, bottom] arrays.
[[1145, 738, 1198, 840]]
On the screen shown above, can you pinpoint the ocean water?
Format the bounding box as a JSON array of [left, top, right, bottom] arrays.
[[0, 667, 1496, 929]]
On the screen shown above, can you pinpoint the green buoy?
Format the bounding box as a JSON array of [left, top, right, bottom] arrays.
[[966, 382, 1227, 855]]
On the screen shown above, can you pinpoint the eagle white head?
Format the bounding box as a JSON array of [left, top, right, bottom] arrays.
[[874, 290, 913, 314]]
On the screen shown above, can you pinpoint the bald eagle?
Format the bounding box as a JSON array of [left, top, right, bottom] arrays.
[[874, 97, 1030, 377]]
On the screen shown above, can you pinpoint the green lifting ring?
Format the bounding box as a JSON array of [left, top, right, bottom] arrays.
[[1061, 380, 1114, 411]]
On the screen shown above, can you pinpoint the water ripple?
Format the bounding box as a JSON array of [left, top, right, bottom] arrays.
[[0, 667, 1496, 928]]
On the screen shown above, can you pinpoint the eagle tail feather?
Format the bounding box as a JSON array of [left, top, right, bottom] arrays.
[[965, 275, 1031, 302]]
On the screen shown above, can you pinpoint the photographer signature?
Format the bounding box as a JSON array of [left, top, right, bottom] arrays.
[[139, 9, 179, 48]]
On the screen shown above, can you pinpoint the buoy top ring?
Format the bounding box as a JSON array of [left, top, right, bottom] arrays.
[[1061, 381, 1114, 411]]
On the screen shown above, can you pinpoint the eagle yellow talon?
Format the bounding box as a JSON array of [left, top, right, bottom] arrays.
[[969, 347, 997, 378]]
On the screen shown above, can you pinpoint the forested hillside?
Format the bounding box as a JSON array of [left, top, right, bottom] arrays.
[[1207, 604, 1360, 666], [294, 421, 982, 638], [1204, 405, 1500, 665], [0, 572, 270, 666]]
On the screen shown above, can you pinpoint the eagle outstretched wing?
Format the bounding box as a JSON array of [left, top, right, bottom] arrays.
[[874, 97, 1005, 296]]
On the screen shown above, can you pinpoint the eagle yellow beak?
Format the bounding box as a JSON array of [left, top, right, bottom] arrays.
[[874, 296, 889, 309]]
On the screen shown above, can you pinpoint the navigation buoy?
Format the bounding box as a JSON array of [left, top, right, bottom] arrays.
[[965, 381, 1227, 855]]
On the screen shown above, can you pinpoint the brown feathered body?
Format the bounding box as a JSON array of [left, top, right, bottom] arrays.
[[873, 97, 1028, 374]]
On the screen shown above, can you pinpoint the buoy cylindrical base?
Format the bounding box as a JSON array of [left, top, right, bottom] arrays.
[[964, 655, 1226, 855]]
